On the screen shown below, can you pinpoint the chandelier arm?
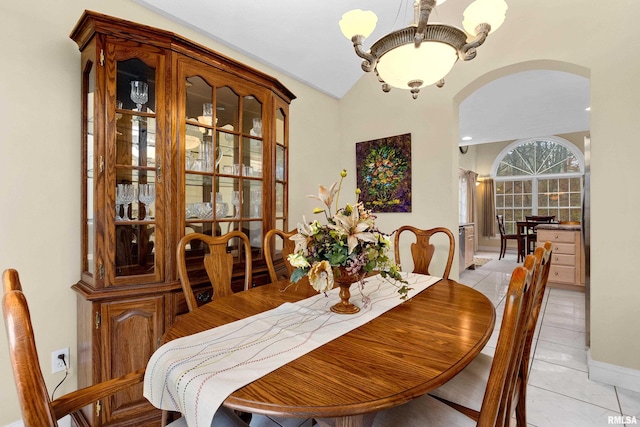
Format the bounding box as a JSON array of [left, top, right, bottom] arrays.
[[351, 35, 377, 72], [459, 23, 491, 61], [414, 0, 437, 47]]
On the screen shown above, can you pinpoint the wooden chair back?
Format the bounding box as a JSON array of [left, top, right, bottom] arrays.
[[476, 254, 538, 427], [3, 268, 22, 292], [525, 215, 555, 223], [515, 241, 552, 425], [177, 231, 252, 312], [394, 226, 455, 279], [3, 269, 144, 426], [496, 214, 507, 237], [264, 228, 297, 282]]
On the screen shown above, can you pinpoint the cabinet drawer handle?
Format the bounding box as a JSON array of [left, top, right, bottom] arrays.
[[554, 271, 559, 276], [555, 234, 559, 239]]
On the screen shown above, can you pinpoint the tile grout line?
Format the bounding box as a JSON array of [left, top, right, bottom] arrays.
[[527, 384, 624, 416]]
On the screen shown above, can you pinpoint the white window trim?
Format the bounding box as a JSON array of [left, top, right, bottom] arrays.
[[491, 136, 585, 225], [490, 135, 585, 179]]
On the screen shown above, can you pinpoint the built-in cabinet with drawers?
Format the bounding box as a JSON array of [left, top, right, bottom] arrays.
[[537, 226, 585, 288], [70, 11, 294, 425]]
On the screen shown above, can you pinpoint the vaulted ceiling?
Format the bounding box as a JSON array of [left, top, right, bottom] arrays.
[[133, 0, 590, 145]]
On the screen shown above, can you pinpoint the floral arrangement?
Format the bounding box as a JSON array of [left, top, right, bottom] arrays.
[[287, 170, 411, 299]]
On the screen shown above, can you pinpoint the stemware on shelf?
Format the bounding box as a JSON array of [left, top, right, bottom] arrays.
[[251, 190, 262, 218], [130, 81, 149, 112], [116, 184, 125, 220], [138, 183, 156, 220], [119, 184, 137, 221], [231, 191, 242, 218], [215, 192, 229, 219]]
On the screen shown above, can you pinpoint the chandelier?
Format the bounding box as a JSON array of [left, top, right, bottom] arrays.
[[339, 0, 508, 99]]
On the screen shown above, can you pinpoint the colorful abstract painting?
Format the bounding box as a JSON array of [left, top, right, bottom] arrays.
[[356, 133, 411, 213]]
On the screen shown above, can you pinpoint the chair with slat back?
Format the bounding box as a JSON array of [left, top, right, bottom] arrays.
[[394, 226, 455, 279], [497, 214, 526, 262], [426, 241, 553, 426], [2, 268, 145, 427], [177, 231, 252, 312], [372, 253, 539, 427], [264, 228, 297, 282]]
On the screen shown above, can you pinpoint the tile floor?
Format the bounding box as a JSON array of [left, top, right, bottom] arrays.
[[249, 250, 640, 427], [461, 250, 640, 427]]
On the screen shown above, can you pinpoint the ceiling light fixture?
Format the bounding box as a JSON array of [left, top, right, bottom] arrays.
[[339, 0, 508, 99]]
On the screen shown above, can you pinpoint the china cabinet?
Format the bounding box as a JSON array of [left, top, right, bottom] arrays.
[[71, 11, 294, 425]]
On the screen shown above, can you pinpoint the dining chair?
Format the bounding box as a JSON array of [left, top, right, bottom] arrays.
[[524, 215, 555, 254], [2, 268, 146, 427], [264, 228, 297, 282], [393, 226, 455, 279], [497, 214, 525, 262], [426, 241, 553, 426], [372, 253, 539, 427], [177, 231, 252, 312]]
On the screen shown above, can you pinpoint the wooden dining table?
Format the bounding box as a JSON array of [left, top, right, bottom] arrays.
[[161, 276, 495, 427]]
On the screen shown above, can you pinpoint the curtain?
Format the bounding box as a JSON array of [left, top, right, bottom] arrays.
[[479, 178, 496, 237], [465, 170, 478, 224]]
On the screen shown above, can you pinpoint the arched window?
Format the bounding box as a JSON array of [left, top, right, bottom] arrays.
[[491, 136, 584, 234]]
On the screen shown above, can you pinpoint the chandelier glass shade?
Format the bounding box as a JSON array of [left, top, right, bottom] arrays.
[[340, 0, 507, 99]]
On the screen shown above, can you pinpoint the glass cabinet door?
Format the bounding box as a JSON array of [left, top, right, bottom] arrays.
[[182, 72, 265, 265], [82, 56, 96, 279], [274, 107, 288, 233], [111, 52, 164, 284]]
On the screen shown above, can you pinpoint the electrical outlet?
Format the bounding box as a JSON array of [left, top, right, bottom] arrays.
[[52, 348, 70, 374]]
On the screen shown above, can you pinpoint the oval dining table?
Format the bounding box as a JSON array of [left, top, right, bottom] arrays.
[[162, 276, 496, 427]]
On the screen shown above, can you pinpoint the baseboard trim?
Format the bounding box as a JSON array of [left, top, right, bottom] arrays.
[[588, 349, 640, 393]]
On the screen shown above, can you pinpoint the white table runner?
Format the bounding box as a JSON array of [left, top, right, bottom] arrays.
[[143, 273, 439, 427]]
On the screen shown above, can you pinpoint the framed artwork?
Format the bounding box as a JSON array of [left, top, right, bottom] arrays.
[[356, 133, 411, 213]]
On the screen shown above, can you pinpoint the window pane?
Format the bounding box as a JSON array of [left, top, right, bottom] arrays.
[[514, 194, 522, 208], [570, 177, 581, 191], [570, 193, 581, 206], [505, 194, 513, 207], [496, 139, 582, 177]]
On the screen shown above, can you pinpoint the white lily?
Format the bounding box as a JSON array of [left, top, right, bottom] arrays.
[[307, 181, 338, 212], [289, 216, 313, 253], [329, 204, 377, 255]]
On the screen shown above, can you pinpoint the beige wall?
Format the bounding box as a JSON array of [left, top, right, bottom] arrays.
[[1, 0, 640, 424]]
